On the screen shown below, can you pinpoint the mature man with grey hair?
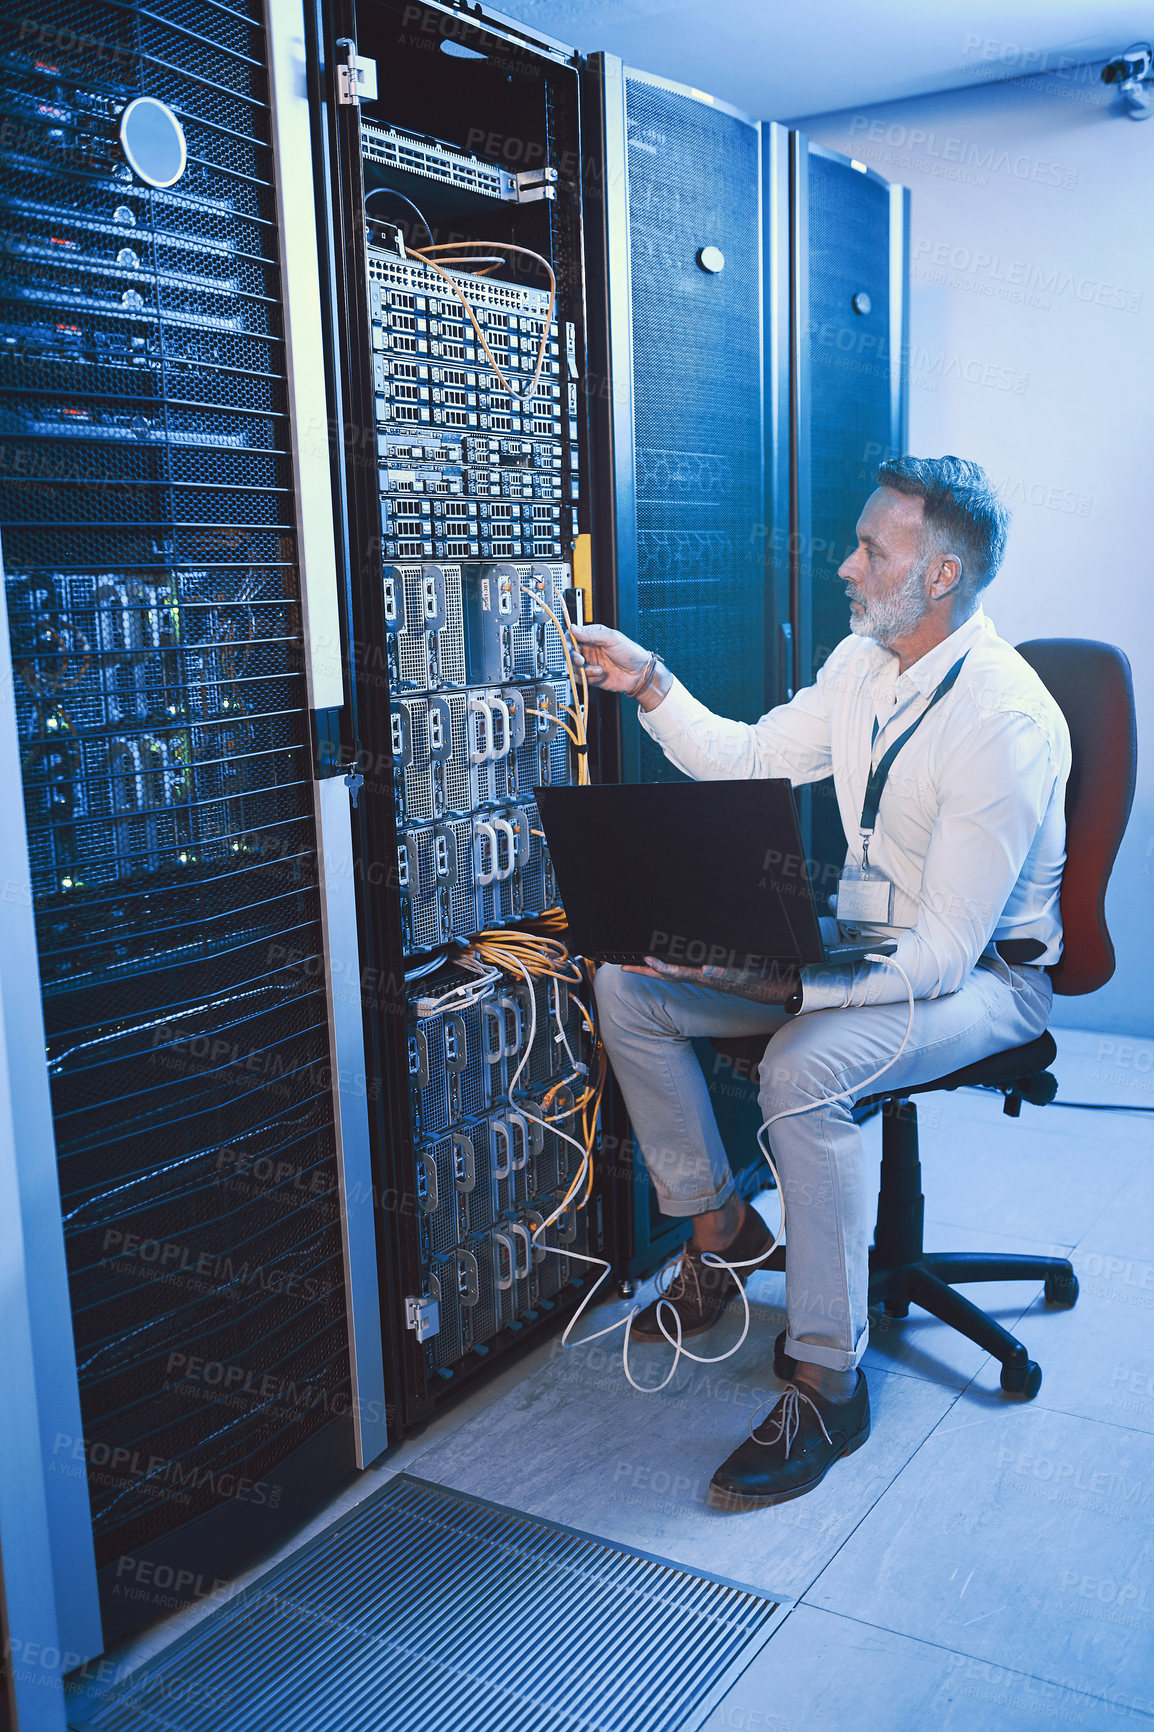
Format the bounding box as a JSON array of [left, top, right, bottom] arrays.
[[570, 455, 1070, 1509]]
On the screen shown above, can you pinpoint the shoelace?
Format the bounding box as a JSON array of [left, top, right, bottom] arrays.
[[655, 1247, 704, 1311], [747, 1384, 833, 1458]]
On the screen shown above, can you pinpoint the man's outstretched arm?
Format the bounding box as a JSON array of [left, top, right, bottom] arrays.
[[570, 621, 839, 785]]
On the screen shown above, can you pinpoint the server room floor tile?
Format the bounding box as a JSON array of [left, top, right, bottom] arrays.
[[697, 1604, 1149, 1732], [805, 1399, 1154, 1709], [405, 1327, 954, 1604], [959, 1242, 1154, 1432], [1074, 1154, 1154, 1264]]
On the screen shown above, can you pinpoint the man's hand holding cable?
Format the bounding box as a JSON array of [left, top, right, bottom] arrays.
[[623, 956, 802, 1007], [570, 623, 674, 713]]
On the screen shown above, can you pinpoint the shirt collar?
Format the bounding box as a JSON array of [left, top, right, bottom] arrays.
[[883, 607, 990, 699]]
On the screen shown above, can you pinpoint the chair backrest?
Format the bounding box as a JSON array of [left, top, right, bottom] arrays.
[[1016, 639, 1137, 996]]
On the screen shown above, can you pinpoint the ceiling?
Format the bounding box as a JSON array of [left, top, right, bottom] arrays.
[[488, 0, 1153, 121]]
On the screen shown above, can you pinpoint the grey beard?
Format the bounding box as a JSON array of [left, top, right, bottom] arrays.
[[850, 556, 931, 645]]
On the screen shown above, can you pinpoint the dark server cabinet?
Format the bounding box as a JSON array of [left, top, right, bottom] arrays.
[[314, 0, 606, 1434], [791, 136, 909, 884], [586, 69, 907, 1284], [0, 0, 386, 1691], [587, 61, 774, 788], [585, 61, 788, 1284]]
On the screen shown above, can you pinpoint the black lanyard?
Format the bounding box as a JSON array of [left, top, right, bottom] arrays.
[[859, 653, 968, 862]]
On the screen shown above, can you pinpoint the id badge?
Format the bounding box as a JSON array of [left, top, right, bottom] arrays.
[[837, 865, 894, 925]]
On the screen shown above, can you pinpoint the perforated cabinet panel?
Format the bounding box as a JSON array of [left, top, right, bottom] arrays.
[[806, 151, 897, 878], [807, 153, 894, 676], [623, 79, 765, 783], [0, 0, 352, 1573]]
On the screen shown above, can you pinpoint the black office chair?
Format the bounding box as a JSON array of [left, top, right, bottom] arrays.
[[717, 640, 1137, 1399]]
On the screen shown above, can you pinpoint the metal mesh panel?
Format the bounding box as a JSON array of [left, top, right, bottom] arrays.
[[395, 565, 435, 690], [427, 1265, 466, 1373], [514, 797, 555, 917], [623, 79, 764, 783], [440, 690, 472, 815], [456, 1119, 494, 1236], [393, 695, 437, 825], [472, 819, 516, 931], [487, 1110, 526, 1218], [529, 1114, 570, 1201], [531, 561, 570, 673], [807, 151, 893, 876], [440, 814, 477, 942], [447, 1000, 491, 1123], [400, 824, 449, 953], [422, 1136, 461, 1257], [0, 0, 351, 1568], [807, 152, 892, 669], [408, 1011, 449, 1141], [436, 561, 466, 686], [511, 733, 547, 802], [462, 1235, 498, 1344]]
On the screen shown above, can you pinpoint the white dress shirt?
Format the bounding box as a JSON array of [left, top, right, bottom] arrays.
[[639, 608, 1071, 1012]]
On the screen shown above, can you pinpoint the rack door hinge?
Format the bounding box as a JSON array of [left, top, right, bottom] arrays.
[[334, 39, 378, 107], [405, 1294, 440, 1342]]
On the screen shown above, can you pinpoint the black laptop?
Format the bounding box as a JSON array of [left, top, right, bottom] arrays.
[[535, 780, 895, 970]]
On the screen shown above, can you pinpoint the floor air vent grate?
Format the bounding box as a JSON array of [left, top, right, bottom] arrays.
[[69, 1474, 781, 1732]]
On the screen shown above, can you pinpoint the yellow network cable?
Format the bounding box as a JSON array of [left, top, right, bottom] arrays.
[[408, 240, 557, 409], [464, 921, 605, 1222], [521, 584, 590, 785]]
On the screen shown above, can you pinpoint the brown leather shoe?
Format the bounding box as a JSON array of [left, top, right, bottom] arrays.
[[630, 1207, 776, 1344]]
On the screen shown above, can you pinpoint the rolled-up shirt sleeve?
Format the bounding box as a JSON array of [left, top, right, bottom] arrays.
[[796, 707, 1066, 1011]]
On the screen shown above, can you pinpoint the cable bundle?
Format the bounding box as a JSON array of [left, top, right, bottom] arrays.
[[465, 923, 605, 1225]]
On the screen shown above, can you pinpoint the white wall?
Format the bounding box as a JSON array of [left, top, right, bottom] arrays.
[[800, 67, 1154, 1037]]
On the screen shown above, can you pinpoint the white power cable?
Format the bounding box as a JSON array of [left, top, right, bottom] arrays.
[[504, 955, 537, 1098], [414, 957, 504, 1019], [553, 980, 579, 1074], [555, 953, 917, 1392]]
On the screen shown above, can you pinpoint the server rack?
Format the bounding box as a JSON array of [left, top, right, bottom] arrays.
[[585, 59, 785, 1285], [587, 59, 774, 788], [0, 0, 386, 1697], [314, 0, 605, 1435], [790, 135, 910, 885], [586, 63, 908, 1285]]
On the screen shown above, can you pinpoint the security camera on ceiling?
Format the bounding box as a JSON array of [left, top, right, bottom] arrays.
[[1101, 43, 1154, 118]]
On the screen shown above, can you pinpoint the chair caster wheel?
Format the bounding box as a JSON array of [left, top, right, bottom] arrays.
[[1001, 1358, 1042, 1400], [1044, 1271, 1078, 1308], [884, 1300, 909, 1320], [618, 1279, 636, 1300]]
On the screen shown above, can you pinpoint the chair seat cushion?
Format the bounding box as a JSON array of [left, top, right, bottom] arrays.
[[711, 1031, 1059, 1105], [863, 1030, 1058, 1103]]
